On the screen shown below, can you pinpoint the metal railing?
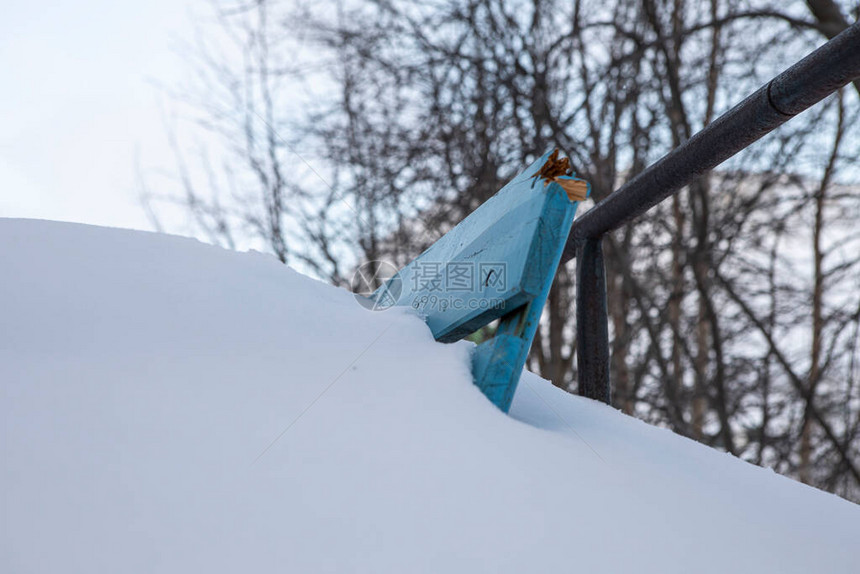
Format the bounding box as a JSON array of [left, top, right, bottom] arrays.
[[565, 21, 860, 404]]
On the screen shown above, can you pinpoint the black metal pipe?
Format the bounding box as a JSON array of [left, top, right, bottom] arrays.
[[576, 237, 611, 403], [561, 21, 860, 264]]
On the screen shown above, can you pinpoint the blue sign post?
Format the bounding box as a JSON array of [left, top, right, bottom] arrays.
[[373, 150, 589, 411]]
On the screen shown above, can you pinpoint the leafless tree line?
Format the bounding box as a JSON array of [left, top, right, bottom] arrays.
[[146, 0, 860, 501]]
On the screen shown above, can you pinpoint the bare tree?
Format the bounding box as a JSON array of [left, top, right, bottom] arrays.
[[152, 0, 860, 500]]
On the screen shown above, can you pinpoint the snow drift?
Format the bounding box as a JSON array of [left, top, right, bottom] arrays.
[[1, 218, 857, 573]]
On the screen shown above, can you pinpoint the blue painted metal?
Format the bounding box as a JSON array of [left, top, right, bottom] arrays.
[[374, 150, 589, 411]]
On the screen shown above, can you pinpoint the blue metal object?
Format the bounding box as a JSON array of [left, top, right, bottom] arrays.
[[374, 150, 589, 411]]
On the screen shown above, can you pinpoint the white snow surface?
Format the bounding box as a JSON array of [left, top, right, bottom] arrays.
[[1, 218, 858, 573]]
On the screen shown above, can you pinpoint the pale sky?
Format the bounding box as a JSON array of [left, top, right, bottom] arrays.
[[1, 0, 198, 232]]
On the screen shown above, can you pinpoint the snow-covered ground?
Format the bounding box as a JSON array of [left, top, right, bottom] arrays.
[[1, 218, 857, 573]]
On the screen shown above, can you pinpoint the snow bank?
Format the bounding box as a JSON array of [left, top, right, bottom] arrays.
[[1, 218, 857, 573]]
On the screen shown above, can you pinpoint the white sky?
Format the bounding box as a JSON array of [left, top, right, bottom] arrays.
[[0, 0, 197, 231]]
